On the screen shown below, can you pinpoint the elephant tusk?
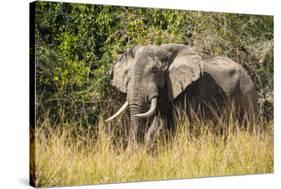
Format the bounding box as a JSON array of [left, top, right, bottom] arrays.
[[105, 101, 129, 123], [134, 98, 157, 118]]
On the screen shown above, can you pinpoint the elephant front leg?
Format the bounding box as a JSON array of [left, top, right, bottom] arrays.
[[144, 116, 163, 147]]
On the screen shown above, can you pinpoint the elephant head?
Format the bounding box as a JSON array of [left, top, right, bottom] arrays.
[[105, 44, 203, 145]]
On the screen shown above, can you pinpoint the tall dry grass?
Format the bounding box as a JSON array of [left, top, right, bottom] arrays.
[[30, 111, 273, 187]]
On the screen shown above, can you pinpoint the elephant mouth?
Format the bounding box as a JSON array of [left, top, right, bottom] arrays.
[[134, 97, 157, 118], [105, 97, 157, 122]]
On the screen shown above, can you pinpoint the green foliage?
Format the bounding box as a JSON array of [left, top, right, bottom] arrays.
[[34, 1, 273, 124]]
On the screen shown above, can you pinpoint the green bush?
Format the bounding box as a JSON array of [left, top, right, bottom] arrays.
[[34, 1, 273, 125]]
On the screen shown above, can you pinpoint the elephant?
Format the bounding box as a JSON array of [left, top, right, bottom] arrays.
[[105, 44, 258, 146]]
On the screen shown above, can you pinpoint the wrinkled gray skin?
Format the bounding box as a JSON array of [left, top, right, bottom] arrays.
[[106, 44, 258, 146]]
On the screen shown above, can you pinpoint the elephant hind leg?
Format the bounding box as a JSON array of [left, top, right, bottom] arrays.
[[238, 69, 259, 123], [241, 90, 259, 124]]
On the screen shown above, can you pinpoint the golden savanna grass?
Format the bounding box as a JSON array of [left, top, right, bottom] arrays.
[[30, 114, 273, 187]]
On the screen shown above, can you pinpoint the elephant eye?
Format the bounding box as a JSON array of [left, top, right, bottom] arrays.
[[151, 67, 158, 73]]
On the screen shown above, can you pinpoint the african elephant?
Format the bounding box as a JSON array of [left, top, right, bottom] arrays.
[[105, 44, 258, 146]]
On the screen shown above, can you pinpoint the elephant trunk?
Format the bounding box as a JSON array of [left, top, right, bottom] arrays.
[[127, 99, 144, 144], [127, 96, 158, 144]]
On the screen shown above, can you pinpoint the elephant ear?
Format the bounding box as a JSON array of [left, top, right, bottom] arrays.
[[167, 46, 203, 100], [111, 46, 139, 93]]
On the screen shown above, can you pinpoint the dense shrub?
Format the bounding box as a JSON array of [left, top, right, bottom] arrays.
[[34, 1, 273, 125]]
